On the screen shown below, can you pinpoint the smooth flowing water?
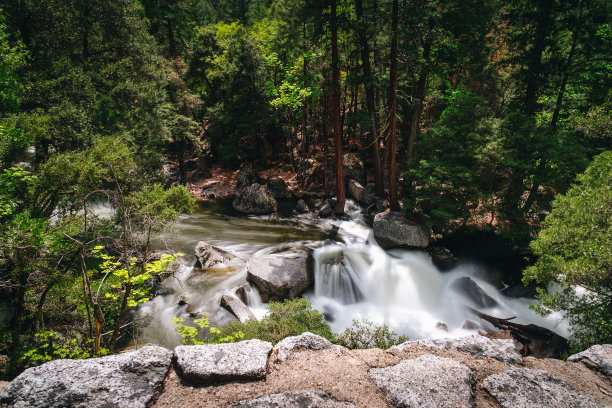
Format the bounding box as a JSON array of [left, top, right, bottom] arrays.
[[137, 199, 568, 348]]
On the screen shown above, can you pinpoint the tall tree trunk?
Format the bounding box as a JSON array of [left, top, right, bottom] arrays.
[[355, 0, 384, 196], [388, 0, 399, 210], [407, 17, 434, 160], [332, 0, 345, 215]]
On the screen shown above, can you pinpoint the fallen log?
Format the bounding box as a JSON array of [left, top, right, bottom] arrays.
[[468, 307, 569, 359]]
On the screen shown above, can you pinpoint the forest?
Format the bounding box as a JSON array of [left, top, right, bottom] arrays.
[[0, 0, 610, 380]]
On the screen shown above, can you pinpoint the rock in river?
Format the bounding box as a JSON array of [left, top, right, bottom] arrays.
[[0, 346, 172, 408], [247, 248, 312, 302], [232, 183, 278, 215], [220, 294, 257, 323], [373, 211, 430, 249], [194, 241, 245, 270]]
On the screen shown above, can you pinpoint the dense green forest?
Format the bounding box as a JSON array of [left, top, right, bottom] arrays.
[[0, 0, 610, 378]]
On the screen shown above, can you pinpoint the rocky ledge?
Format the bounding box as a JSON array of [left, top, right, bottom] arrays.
[[1, 335, 610, 408]]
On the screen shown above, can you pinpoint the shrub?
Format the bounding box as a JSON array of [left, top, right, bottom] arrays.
[[336, 319, 408, 349]]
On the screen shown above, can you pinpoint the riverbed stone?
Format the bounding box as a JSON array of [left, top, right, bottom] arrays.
[[296, 199, 310, 213], [392, 334, 523, 365], [220, 294, 257, 323], [369, 354, 474, 408], [482, 367, 608, 408], [233, 183, 278, 215], [451, 276, 498, 308], [194, 241, 244, 270], [236, 165, 263, 193], [272, 332, 334, 363], [247, 248, 312, 301], [174, 339, 273, 383], [229, 390, 359, 407], [373, 211, 430, 249], [266, 174, 292, 199], [568, 344, 612, 376], [0, 346, 172, 408]]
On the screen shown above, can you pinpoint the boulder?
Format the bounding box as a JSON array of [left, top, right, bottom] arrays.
[[0, 346, 172, 408], [232, 184, 278, 215], [392, 334, 523, 365], [247, 248, 312, 302], [373, 211, 430, 249], [236, 165, 262, 193], [568, 344, 612, 376], [347, 180, 376, 206], [229, 390, 358, 408], [451, 277, 498, 308], [235, 282, 253, 304], [482, 367, 608, 408], [194, 241, 244, 270], [266, 175, 292, 199], [220, 294, 257, 323], [318, 201, 333, 218], [174, 339, 273, 384], [272, 332, 334, 363], [296, 199, 310, 214], [461, 319, 482, 331], [342, 153, 364, 184], [369, 354, 474, 408]]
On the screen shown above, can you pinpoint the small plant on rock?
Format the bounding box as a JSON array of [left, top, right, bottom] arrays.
[[336, 319, 408, 349]]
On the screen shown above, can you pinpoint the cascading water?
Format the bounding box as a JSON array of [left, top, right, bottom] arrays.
[[136, 199, 569, 348]]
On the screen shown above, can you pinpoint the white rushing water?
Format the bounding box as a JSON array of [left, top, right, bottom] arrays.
[[136, 199, 569, 348]]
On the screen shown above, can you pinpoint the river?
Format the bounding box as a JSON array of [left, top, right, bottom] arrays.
[[137, 199, 569, 349]]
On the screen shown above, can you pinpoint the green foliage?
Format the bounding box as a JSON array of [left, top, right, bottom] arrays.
[[523, 151, 612, 351], [171, 314, 244, 345], [213, 298, 335, 344], [0, 167, 34, 218], [336, 319, 408, 350], [20, 330, 101, 366]]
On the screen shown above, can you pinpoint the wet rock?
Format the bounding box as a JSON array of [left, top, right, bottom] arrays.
[[266, 175, 292, 199], [0, 346, 172, 408], [177, 294, 188, 306], [296, 199, 310, 213], [373, 211, 430, 249], [343, 153, 364, 184], [436, 322, 449, 332], [194, 241, 244, 270], [482, 367, 608, 408], [348, 180, 376, 206], [369, 354, 474, 408], [392, 334, 522, 365], [220, 294, 257, 323], [451, 276, 498, 308], [247, 248, 312, 302], [428, 246, 459, 271], [235, 282, 253, 304], [272, 332, 334, 363], [318, 201, 333, 218], [461, 319, 482, 331], [174, 339, 273, 384], [233, 184, 278, 215], [236, 165, 263, 193], [229, 390, 358, 408], [568, 344, 612, 376]]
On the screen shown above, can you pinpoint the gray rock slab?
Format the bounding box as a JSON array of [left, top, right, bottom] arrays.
[[247, 248, 312, 301], [229, 390, 359, 407], [373, 211, 430, 249], [220, 294, 257, 323], [450, 277, 498, 308], [482, 367, 608, 408], [0, 346, 172, 408], [194, 241, 245, 270], [568, 344, 612, 376], [174, 339, 273, 383], [369, 354, 474, 408], [232, 183, 278, 215], [272, 332, 334, 362], [392, 334, 522, 365]]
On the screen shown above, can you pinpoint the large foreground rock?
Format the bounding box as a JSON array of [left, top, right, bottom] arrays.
[[247, 248, 312, 302], [220, 294, 257, 323], [232, 184, 278, 215], [229, 390, 358, 408], [272, 332, 334, 362], [0, 346, 172, 408], [373, 211, 430, 249], [568, 344, 612, 375], [174, 339, 272, 383], [194, 241, 245, 270], [369, 354, 474, 408], [482, 367, 608, 408], [392, 334, 523, 365]]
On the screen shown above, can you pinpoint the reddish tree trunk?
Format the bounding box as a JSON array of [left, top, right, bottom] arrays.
[[332, 0, 345, 215], [388, 0, 399, 210]]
